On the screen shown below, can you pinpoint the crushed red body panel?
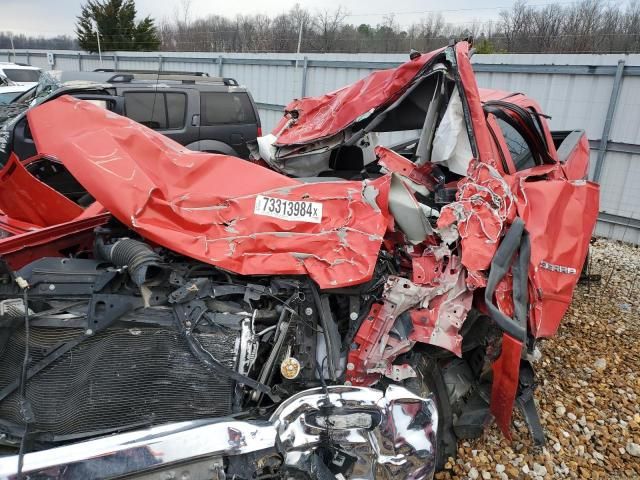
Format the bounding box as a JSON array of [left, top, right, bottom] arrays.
[[437, 161, 516, 278], [511, 173, 599, 337], [412, 253, 442, 286], [490, 333, 523, 438], [272, 49, 442, 145], [0, 213, 110, 270], [346, 256, 472, 386], [27, 96, 393, 289], [407, 256, 472, 356], [0, 153, 83, 227], [376, 146, 441, 191], [560, 132, 591, 180]]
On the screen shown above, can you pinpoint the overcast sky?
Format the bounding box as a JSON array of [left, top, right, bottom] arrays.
[[0, 0, 532, 37]]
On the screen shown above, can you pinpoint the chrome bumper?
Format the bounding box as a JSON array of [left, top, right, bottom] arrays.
[[0, 385, 438, 480]]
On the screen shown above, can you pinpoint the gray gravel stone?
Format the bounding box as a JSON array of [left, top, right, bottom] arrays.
[[627, 442, 640, 457]]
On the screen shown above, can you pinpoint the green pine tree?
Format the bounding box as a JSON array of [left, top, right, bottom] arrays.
[[75, 0, 160, 52]]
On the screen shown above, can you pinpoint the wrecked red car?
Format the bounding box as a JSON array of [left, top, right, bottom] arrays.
[[0, 41, 598, 480]]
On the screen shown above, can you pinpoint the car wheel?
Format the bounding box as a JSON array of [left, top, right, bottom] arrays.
[[403, 353, 458, 470]]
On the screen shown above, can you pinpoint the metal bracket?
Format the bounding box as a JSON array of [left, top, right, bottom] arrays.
[[369, 363, 417, 382], [87, 294, 137, 333], [168, 278, 211, 304]]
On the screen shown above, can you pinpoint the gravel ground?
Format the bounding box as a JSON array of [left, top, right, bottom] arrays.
[[436, 238, 640, 479]]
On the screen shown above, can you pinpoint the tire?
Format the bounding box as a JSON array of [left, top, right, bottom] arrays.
[[403, 354, 458, 470], [580, 249, 590, 278]]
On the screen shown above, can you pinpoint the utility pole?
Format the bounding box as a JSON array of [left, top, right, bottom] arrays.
[[296, 18, 304, 57], [294, 18, 304, 97], [93, 21, 103, 66], [9, 34, 15, 63]]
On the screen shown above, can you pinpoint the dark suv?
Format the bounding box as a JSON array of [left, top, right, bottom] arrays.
[[0, 70, 262, 162], [109, 72, 261, 157]]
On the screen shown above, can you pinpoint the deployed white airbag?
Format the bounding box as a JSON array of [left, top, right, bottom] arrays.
[[431, 87, 473, 176]]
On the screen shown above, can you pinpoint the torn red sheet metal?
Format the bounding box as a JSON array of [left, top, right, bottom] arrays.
[[490, 333, 523, 439], [376, 146, 441, 191], [347, 276, 430, 386], [0, 153, 83, 227], [272, 49, 442, 145], [437, 160, 516, 279], [494, 274, 515, 319], [27, 96, 393, 289], [408, 256, 472, 356], [0, 213, 110, 270], [412, 253, 441, 286], [347, 257, 472, 386]]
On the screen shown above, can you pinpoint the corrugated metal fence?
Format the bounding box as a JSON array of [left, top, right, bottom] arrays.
[[2, 49, 639, 243]]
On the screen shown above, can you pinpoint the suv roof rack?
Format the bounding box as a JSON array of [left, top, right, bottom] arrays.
[[94, 68, 209, 77], [93, 69, 239, 86]]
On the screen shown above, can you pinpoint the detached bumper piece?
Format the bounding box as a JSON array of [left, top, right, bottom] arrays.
[[0, 385, 438, 480]]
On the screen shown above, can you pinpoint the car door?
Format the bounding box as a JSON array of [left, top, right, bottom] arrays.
[[487, 103, 599, 338], [198, 90, 258, 158], [120, 88, 198, 146]]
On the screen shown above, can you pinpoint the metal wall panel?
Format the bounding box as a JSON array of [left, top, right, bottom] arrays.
[[595, 220, 640, 245], [2, 48, 638, 243], [609, 75, 640, 144], [257, 109, 284, 135]]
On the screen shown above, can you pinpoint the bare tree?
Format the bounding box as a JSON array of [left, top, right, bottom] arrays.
[[312, 7, 347, 52], [622, 0, 640, 52], [175, 0, 192, 27], [17, 0, 640, 54]]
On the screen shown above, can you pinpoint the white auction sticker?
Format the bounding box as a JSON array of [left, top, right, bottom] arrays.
[[254, 195, 322, 223]]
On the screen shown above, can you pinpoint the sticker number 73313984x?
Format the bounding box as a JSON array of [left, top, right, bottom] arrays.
[[254, 195, 323, 223]]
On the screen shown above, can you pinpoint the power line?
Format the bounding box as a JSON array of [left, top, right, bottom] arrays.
[[3, 1, 639, 54], [0, 0, 605, 37]]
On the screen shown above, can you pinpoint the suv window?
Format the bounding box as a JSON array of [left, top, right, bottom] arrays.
[[3, 69, 40, 83], [495, 118, 536, 171], [124, 92, 186, 130], [201, 92, 256, 125]]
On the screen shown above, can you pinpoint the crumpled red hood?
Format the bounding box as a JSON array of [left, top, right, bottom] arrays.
[[273, 48, 443, 145], [27, 96, 392, 288]]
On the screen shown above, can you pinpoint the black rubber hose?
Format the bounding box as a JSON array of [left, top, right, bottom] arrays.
[[483, 218, 530, 342], [96, 238, 163, 286]]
